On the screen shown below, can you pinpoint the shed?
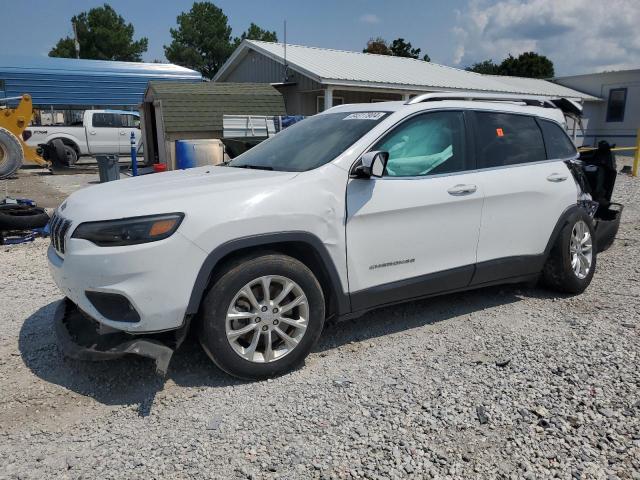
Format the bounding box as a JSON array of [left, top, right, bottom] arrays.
[[141, 82, 286, 168]]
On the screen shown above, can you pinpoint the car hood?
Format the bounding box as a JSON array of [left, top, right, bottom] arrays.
[[59, 166, 299, 223]]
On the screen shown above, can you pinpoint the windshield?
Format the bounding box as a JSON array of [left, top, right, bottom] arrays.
[[228, 112, 389, 172]]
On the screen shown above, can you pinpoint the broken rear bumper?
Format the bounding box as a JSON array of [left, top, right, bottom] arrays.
[[54, 298, 178, 376], [594, 203, 623, 253]]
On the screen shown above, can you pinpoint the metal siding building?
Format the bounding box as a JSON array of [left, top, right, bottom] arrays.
[[214, 40, 596, 116], [554, 69, 640, 148], [0, 55, 201, 109]]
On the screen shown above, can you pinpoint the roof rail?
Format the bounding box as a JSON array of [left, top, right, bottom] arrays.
[[406, 92, 558, 107]]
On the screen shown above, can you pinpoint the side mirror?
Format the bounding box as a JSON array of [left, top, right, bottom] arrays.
[[353, 151, 388, 178]]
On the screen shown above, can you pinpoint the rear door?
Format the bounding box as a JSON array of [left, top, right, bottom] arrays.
[[89, 112, 120, 154], [346, 110, 484, 310], [118, 113, 141, 154], [470, 111, 577, 284]]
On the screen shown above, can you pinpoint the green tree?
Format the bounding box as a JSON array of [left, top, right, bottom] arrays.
[[466, 52, 554, 78], [498, 52, 554, 78], [363, 37, 391, 55], [236, 23, 278, 44], [389, 38, 421, 59], [164, 2, 234, 79], [49, 4, 148, 61], [364, 37, 430, 61], [465, 59, 501, 75]]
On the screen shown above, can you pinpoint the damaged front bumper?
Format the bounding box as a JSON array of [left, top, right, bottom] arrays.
[[54, 298, 184, 376]]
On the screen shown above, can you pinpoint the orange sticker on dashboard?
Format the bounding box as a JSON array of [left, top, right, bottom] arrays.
[[496, 128, 504, 137]]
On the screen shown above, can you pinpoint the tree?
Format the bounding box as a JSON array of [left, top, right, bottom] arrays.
[[164, 2, 234, 79], [466, 59, 501, 75], [363, 37, 391, 55], [49, 4, 148, 61], [364, 37, 430, 61], [499, 52, 554, 78], [389, 38, 421, 59], [236, 23, 277, 44], [466, 52, 554, 78]]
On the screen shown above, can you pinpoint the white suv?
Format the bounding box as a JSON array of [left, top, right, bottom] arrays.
[[48, 93, 622, 379]]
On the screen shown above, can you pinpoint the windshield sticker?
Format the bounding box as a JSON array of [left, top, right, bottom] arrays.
[[343, 112, 386, 120]]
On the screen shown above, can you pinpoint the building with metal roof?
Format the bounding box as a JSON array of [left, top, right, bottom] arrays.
[[554, 68, 640, 148], [0, 55, 201, 125], [141, 82, 286, 168], [213, 40, 597, 116]]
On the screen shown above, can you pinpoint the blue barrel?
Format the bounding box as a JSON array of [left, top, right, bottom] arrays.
[[175, 140, 197, 169]]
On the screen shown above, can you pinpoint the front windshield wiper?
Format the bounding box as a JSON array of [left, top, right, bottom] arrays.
[[230, 164, 274, 171]]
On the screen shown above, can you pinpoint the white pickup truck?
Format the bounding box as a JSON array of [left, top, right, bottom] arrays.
[[25, 110, 142, 165]]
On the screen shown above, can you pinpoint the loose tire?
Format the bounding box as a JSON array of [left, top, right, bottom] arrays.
[[0, 127, 24, 179], [0, 205, 50, 230], [541, 211, 597, 294], [51, 139, 78, 166], [199, 254, 325, 380]]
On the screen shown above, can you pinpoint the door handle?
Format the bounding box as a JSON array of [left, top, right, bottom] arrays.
[[89, 130, 96, 135], [546, 173, 567, 182], [447, 184, 477, 196]]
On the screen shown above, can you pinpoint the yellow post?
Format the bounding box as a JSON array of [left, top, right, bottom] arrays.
[[633, 128, 640, 177]]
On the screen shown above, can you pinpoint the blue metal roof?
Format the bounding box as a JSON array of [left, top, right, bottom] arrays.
[[0, 55, 202, 107]]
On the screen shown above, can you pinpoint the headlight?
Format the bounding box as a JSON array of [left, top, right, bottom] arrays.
[[72, 213, 184, 246]]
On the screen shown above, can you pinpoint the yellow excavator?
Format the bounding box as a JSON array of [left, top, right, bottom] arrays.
[[0, 94, 50, 179]]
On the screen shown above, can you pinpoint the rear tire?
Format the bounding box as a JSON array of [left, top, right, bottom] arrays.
[[199, 254, 325, 380], [0, 127, 24, 179], [541, 211, 597, 294]]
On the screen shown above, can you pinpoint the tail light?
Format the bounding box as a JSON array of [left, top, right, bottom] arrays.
[[22, 130, 32, 141]]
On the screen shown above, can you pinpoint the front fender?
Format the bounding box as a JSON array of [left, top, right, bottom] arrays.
[[186, 231, 351, 317]]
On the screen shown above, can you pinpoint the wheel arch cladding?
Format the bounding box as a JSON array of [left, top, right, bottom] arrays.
[[186, 232, 351, 318], [543, 204, 592, 260]]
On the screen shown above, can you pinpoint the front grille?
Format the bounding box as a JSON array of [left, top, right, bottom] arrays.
[[50, 213, 72, 255]]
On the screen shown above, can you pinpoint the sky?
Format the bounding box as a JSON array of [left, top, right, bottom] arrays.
[[2, 0, 639, 76]]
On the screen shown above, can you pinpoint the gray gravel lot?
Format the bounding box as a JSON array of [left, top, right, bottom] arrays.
[[0, 170, 639, 479]]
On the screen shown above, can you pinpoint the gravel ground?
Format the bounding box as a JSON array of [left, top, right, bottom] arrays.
[[0, 169, 639, 479]]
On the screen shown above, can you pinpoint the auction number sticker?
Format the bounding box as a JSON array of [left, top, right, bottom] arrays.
[[343, 112, 386, 120]]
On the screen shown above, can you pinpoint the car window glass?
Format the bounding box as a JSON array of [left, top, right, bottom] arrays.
[[475, 112, 545, 167], [229, 112, 389, 172], [373, 111, 466, 177], [120, 114, 140, 128], [93, 113, 121, 128], [540, 120, 576, 159]]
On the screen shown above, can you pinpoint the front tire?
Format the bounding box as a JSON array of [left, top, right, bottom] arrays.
[[199, 254, 325, 380], [541, 211, 597, 294]]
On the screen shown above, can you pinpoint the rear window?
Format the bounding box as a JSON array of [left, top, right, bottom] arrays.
[[539, 120, 576, 159], [474, 112, 546, 168]]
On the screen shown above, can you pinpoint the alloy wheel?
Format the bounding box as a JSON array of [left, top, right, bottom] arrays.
[[569, 220, 593, 280], [225, 275, 309, 363]]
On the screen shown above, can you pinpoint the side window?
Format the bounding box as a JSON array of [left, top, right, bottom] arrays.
[[606, 88, 626, 122], [475, 112, 546, 168], [92, 113, 121, 128], [373, 111, 467, 177], [539, 120, 577, 159], [120, 114, 140, 128]]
